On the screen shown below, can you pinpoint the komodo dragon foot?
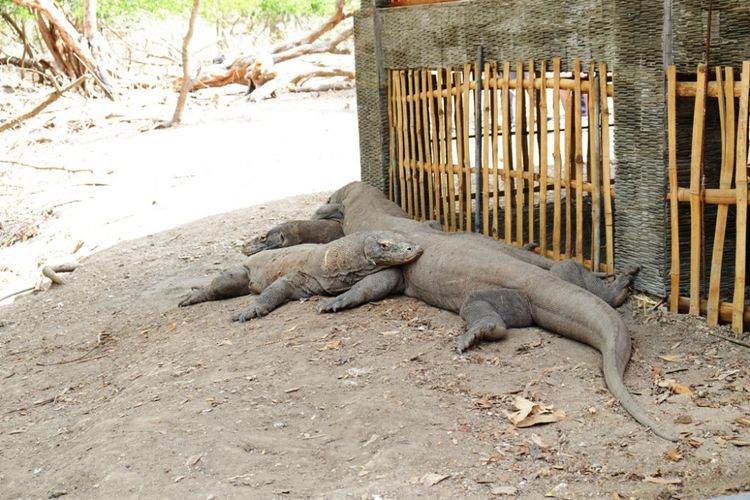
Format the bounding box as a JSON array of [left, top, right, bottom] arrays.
[[456, 288, 534, 353], [549, 262, 640, 308]]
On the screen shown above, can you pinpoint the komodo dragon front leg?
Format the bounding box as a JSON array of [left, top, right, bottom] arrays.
[[315, 268, 405, 313], [231, 270, 324, 322], [179, 266, 252, 307]]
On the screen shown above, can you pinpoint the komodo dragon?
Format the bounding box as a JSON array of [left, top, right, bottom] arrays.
[[241, 219, 344, 256], [179, 230, 422, 322], [321, 181, 677, 441]]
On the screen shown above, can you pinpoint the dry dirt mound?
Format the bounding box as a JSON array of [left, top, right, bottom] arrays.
[[1, 194, 749, 499]]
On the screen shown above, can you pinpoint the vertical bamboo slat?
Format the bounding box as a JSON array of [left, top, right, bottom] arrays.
[[527, 59, 536, 245], [706, 67, 734, 325], [564, 80, 573, 258], [589, 62, 602, 271], [688, 64, 707, 315], [463, 63, 472, 232], [454, 69, 465, 231], [426, 70, 439, 223], [482, 62, 491, 235], [399, 71, 413, 215], [413, 70, 426, 221], [387, 71, 396, 201], [407, 70, 420, 219], [421, 70, 435, 221], [436, 69, 449, 229], [599, 62, 615, 275], [395, 71, 407, 211], [667, 65, 680, 313], [514, 62, 525, 245], [573, 61, 584, 263], [445, 69, 456, 231], [539, 60, 549, 256], [732, 61, 750, 331], [502, 62, 513, 243], [491, 62, 500, 238], [552, 59, 562, 259]]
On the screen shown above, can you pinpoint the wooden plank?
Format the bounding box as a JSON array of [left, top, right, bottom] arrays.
[[573, 60, 584, 264], [538, 60, 549, 256], [463, 63, 472, 232], [707, 67, 734, 326], [502, 62, 513, 243], [667, 65, 680, 313], [599, 62, 615, 275], [732, 61, 750, 331], [688, 64, 707, 316], [676, 80, 743, 98], [491, 62, 500, 238], [514, 61, 525, 245], [589, 62, 602, 272], [445, 68, 457, 231], [552, 58, 562, 259], [413, 70, 427, 221], [482, 62, 491, 235]]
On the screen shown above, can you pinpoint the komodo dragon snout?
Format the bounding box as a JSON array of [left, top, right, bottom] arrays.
[[361, 232, 423, 266]]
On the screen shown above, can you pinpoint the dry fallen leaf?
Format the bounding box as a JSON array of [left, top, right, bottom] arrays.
[[420, 473, 450, 486], [671, 383, 694, 397], [506, 397, 566, 428], [664, 448, 683, 462], [658, 354, 683, 363], [320, 340, 342, 350]]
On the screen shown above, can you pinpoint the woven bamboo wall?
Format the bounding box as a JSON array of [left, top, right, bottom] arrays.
[[354, 0, 750, 297]]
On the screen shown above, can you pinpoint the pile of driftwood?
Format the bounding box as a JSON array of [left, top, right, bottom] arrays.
[[178, 0, 354, 100]]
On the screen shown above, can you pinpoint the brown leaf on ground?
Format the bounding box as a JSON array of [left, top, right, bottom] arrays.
[[506, 397, 565, 428]]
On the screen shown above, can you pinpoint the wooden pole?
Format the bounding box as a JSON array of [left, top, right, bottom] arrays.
[[491, 62, 500, 239], [538, 60, 549, 256], [436, 69, 449, 228], [413, 70, 426, 221], [475, 48, 484, 233], [463, 63, 472, 232], [527, 59, 536, 246], [387, 71, 395, 202], [502, 62, 513, 243], [590, 63, 602, 272], [421, 70, 435, 221], [573, 60, 584, 264], [552, 58, 562, 259], [514, 61, 525, 245], [445, 69, 457, 231], [481, 60, 491, 235], [599, 62, 615, 275]]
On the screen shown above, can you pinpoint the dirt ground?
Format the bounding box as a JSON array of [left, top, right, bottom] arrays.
[[1, 79, 750, 499]]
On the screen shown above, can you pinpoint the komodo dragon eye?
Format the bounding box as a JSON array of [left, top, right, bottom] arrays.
[[379, 241, 390, 249]]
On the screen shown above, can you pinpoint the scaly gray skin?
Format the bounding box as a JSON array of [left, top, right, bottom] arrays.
[[325, 181, 677, 441], [241, 219, 344, 256], [180, 230, 422, 322]]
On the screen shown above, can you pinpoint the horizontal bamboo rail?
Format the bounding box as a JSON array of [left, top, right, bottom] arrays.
[[676, 81, 744, 98]]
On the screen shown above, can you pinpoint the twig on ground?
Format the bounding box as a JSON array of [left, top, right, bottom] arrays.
[[0, 74, 87, 132], [0, 159, 93, 173], [0, 286, 34, 303], [708, 331, 750, 349]]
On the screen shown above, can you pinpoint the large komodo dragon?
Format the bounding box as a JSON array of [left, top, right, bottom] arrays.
[[321, 181, 677, 441], [179, 230, 422, 322]]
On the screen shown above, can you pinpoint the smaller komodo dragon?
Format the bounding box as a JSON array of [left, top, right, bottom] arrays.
[[241, 219, 344, 256], [179, 230, 423, 322]]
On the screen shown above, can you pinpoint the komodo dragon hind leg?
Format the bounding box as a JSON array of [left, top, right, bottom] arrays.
[[549, 261, 640, 308], [232, 271, 322, 323], [316, 268, 405, 314], [456, 288, 534, 353], [179, 266, 251, 307]]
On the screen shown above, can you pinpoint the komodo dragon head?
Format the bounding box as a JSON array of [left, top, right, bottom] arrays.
[[360, 231, 423, 266], [242, 227, 288, 256]]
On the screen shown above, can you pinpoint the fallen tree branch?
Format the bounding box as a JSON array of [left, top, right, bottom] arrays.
[[273, 26, 352, 64], [290, 68, 354, 87], [41, 262, 78, 285], [0, 75, 87, 132], [0, 159, 93, 173], [268, 0, 347, 54], [0, 55, 54, 76], [289, 79, 354, 93]]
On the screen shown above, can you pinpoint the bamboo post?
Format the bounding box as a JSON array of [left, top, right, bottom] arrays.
[[491, 62, 500, 238], [475, 49, 484, 233], [707, 67, 735, 325], [502, 62, 513, 243], [527, 59, 536, 246], [407, 70, 420, 219], [590, 63, 602, 272], [564, 72, 574, 258], [481, 60, 491, 235], [514, 62, 525, 245], [421, 70, 435, 221], [395, 70, 407, 211], [667, 65, 680, 313], [387, 70, 395, 202], [599, 62, 615, 275], [454, 69, 465, 231], [445, 69, 457, 231], [463, 63, 472, 232], [412, 70, 428, 222], [688, 64, 707, 315], [573, 60, 584, 264], [425, 70, 441, 222], [732, 61, 750, 332], [552, 58, 562, 259], [538, 60, 549, 256], [436, 69, 449, 228]]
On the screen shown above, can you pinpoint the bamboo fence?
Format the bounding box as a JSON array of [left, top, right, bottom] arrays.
[[667, 61, 750, 332], [387, 59, 615, 273]]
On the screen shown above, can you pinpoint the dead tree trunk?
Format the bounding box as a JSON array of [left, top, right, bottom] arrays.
[[12, 0, 113, 98]]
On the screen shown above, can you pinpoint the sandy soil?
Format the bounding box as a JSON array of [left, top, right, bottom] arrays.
[[1, 78, 750, 499]]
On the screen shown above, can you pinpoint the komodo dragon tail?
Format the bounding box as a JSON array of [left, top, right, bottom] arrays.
[[602, 349, 679, 441]]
